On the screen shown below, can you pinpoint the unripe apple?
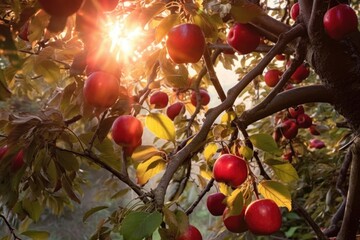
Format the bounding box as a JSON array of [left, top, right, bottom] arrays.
[[98, 0, 119, 12], [309, 124, 321, 135], [323, 4, 358, 40], [167, 102, 185, 121], [227, 23, 260, 54], [0, 145, 9, 160], [150, 91, 169, 109], [287, 61, 310, 83], [83, 71, 120, 108], [296, 113, 312, 128], [11, 150, 24, 172], [280, 120, 298, 139], [206, 192, 227, 216], [111, 115, 143, 147], [176, 225, 202, 240], [288, 105, 304, 119], [290, 3, 300, 20], [166, 24, 206, 64], [223, 207, 248, 233], [309, 139, 326, 149], [38, 0, 84, 17], [190, 89, 210, 107], [264, 69, 282, 87], [213, 154, 248, 188], [244, 199, 282, 235]]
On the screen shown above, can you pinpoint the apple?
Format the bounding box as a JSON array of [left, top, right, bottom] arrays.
[[98, 0, 119, 12], [38, 0, 84, 17], [150, 91, 169, 109], [275, 54, 285, 61], [309, 124, 321, 135], [244, 199, 282, 235], [286, 61, 310, 83], [206, 192, 227, 216], [83, 71, 120, 108], [296, 113, 312, 128], [11, 150, 24, 172], [190, 89, 210, 107], [213, 154, 248, 188], [123, 139, 142, 157], [111, 115, 143, 147], [273, 128, 282, 142], [167, 102, 185, 120], [223, 207, 248, 233], [280, 120, 298, 139], [288, 105, 304, 118], [323, 4, 358, 40], [282, 152, 293, 161], [227, 23, 260, 54], [166, 24, 205, 64], [309, 139, 326, 149], [0, 145, 9, 160], [290, 3, 300, 20], [264, 69, 282, 87], [176, 225, 202, 240]]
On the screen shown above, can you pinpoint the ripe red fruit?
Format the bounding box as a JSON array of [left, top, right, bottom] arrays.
[[280, 120, 298, 139], [206, 192, 227, 216], [98, 0, 119, 12], [150, 91, 169, 109], [213, 154, 248, 188], [177, 225, 202, 240], [227, 23, 260, 54], [309, 139, 326, 149], [123, 139, 142, 157], [296, 113, 312, 128], [167, 102, 185, 120], [38, 0, 84, 17], [11, 150, 24, 172], [309, 124, 321, 135], [0, 145, 9, 160], [290, 3, 300, 20], [244, 199, 282, 235], [282, 152, 293, 161], [323, 4, 358, 40], [166, 24, 205, 64], [275, 54, 285, 61], [223, 207, 248, 233], [264, 69, 282, 87], [286, 61, 310, 83], [288, 105, 304, 118], [111, 115, 143, 147], [190, 89, 210, 107], [83, 72, 120, 108]]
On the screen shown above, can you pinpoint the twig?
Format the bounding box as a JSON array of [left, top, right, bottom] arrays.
[[87, 110, 108, 151], [64, 115, 82, 126], [0, 214, 22, 240], [185, 178, 215, 215]]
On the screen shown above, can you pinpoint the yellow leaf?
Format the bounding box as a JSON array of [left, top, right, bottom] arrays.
[[219, 183, 231, 196], [265, 159, 299, 184], [136, 156, 166, 185], [204, 143, 218, 162], [258, 180, 292, 211], [200, 169, 212, 180], [132, 145, 161, 163], [225, 188, 244, 216], [220, 111, 236, 125], [145, 113, 175, 141], [239, 145, 253, 160]]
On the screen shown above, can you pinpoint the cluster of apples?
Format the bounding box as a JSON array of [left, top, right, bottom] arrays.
[[0, 145, 25, 172], [291, 2, 358, 40], [207, 154, 282, 235]]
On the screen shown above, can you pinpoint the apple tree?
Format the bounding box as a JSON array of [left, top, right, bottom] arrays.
[[0, 0, 359, 239]]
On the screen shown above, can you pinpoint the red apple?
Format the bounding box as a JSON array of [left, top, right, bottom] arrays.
[[309, 139, 326, 149], [38, 0, 84, 17], [223, 207, 248, 233], [290, 3, 300, 20], [98, 0, 118, 12], [176, 225, 202, 240], [167, 102, 185, 120], [323, 4, 358, 40], [213, 154, 248, 188], [166, 24, 205, 64], [287, 61, 310, 83], [206, 192, 227, 216], [309, 124, 321, 135], [227, 23, 260, 54], [123, 139, 142, 157], [244, 199, 282, 235], [280, 120, 298, 139], [282, 152, 293, 161], [264, 69, 282, 87], [190, 89, 210, 107], [0, 145, 9, 160], [83, 71, 120, 108], [296, 113, 312, 128], [111, 115, 143, 147], [288, 105, 304, 119], [11, 150, 24, 172], [275, 54, 285, 61], [150, 91, 169, 109]]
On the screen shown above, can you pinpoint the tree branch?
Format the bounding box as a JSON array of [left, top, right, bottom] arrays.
[[0, 214, 21, 240], [185, 178, 215, 215]]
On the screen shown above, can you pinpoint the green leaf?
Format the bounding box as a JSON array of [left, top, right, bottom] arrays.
[[120, 211, 162, 240], [55, 149, 79, 171], [230, 0, 264, 23], [145, 113, 175, 141], [203, 143, 218, 162], [163, 208, 188, 236], [33, 60, 61, 83], [225, 188, 244, 216], [61, 175, 81, 204], [22, 200, 43, 222], [265, 159, 299, 183], [136, 156, 166, 185], [21, 231, 50, 240], [83, 206, 109, 223], [258, 180, 292, 211], [249, 133, 281, 155], [155, 14, 180, 43], [239, 145, 253, 160]]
